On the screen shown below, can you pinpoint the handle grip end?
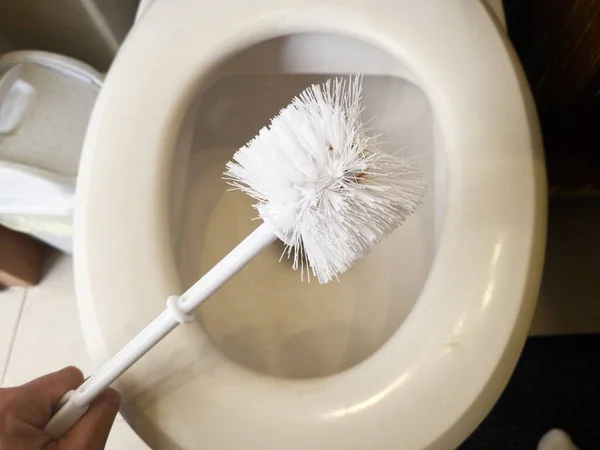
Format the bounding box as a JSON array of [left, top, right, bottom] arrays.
[[43, 390, 90, 439]]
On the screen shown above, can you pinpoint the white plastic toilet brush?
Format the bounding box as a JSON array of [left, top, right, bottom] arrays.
[[44, 76, 427, 439]]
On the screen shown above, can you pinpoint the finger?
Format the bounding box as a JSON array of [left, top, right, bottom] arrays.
[[23, 366, 84, 408], [59, 388, 121, 450]]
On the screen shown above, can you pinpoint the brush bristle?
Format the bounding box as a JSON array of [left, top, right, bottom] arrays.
[[224, 76, 427, 284]]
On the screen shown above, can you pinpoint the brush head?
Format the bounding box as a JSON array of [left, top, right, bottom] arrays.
[[224, 76, 427, 284]]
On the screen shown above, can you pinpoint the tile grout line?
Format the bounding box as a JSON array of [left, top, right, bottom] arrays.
[[1, 288, 28, 387]]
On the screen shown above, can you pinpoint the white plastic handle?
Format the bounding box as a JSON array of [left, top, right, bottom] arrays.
[[44, 223, 277, 439], [44, 390, 90, 439]]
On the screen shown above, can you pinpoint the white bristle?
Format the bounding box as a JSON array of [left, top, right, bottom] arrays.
[[224, 76, 427, 284]]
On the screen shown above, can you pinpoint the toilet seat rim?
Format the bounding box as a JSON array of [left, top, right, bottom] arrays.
[[74, 1, 547, 448]]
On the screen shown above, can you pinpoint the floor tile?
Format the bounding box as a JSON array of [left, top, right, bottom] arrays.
[[0, 287, 26, 386], [2, 252, 150, 447], [106, 415, 151, 450], [2, 251, 92, 387]]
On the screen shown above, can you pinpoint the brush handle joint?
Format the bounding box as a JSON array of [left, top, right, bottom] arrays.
[[166, 295, 195, 324]]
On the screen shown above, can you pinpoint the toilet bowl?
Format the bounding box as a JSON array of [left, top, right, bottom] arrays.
[[74, 0, 547, 448]]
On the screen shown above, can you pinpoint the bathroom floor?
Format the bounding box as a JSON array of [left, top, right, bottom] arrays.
[[0, 252, 150, 449], [0, 196, 599, 449]]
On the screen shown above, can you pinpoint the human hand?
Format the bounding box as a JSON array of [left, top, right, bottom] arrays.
[[0, 366, 121, 450]]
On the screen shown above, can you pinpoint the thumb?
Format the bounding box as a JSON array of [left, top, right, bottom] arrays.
[[20, 366, 84, 427], [56, 388, 121, 450]]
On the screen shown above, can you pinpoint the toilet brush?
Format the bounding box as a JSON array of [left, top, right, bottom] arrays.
[[44, 75, 427, 439]]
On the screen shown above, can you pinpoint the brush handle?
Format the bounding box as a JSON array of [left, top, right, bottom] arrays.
[[44, 223, 277, 439]]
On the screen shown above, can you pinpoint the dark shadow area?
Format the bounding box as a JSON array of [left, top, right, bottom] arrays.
[[503, 0, 600, 191], [461, 3, 600, 447], [461, 334, 600, 449]]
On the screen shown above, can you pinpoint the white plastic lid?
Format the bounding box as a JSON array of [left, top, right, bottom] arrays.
[[0, 52, 102, 177], [0, 51, 103, 220]]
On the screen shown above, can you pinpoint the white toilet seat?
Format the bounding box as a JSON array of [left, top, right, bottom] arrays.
[[75, 0, 546, 449]]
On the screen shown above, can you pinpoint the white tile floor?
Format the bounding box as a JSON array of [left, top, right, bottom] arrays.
[[0, 197, 598, 449], [0, 252, 149, 449]]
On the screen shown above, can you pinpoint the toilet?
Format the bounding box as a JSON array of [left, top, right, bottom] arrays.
[[74, 0, 547, 449]]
